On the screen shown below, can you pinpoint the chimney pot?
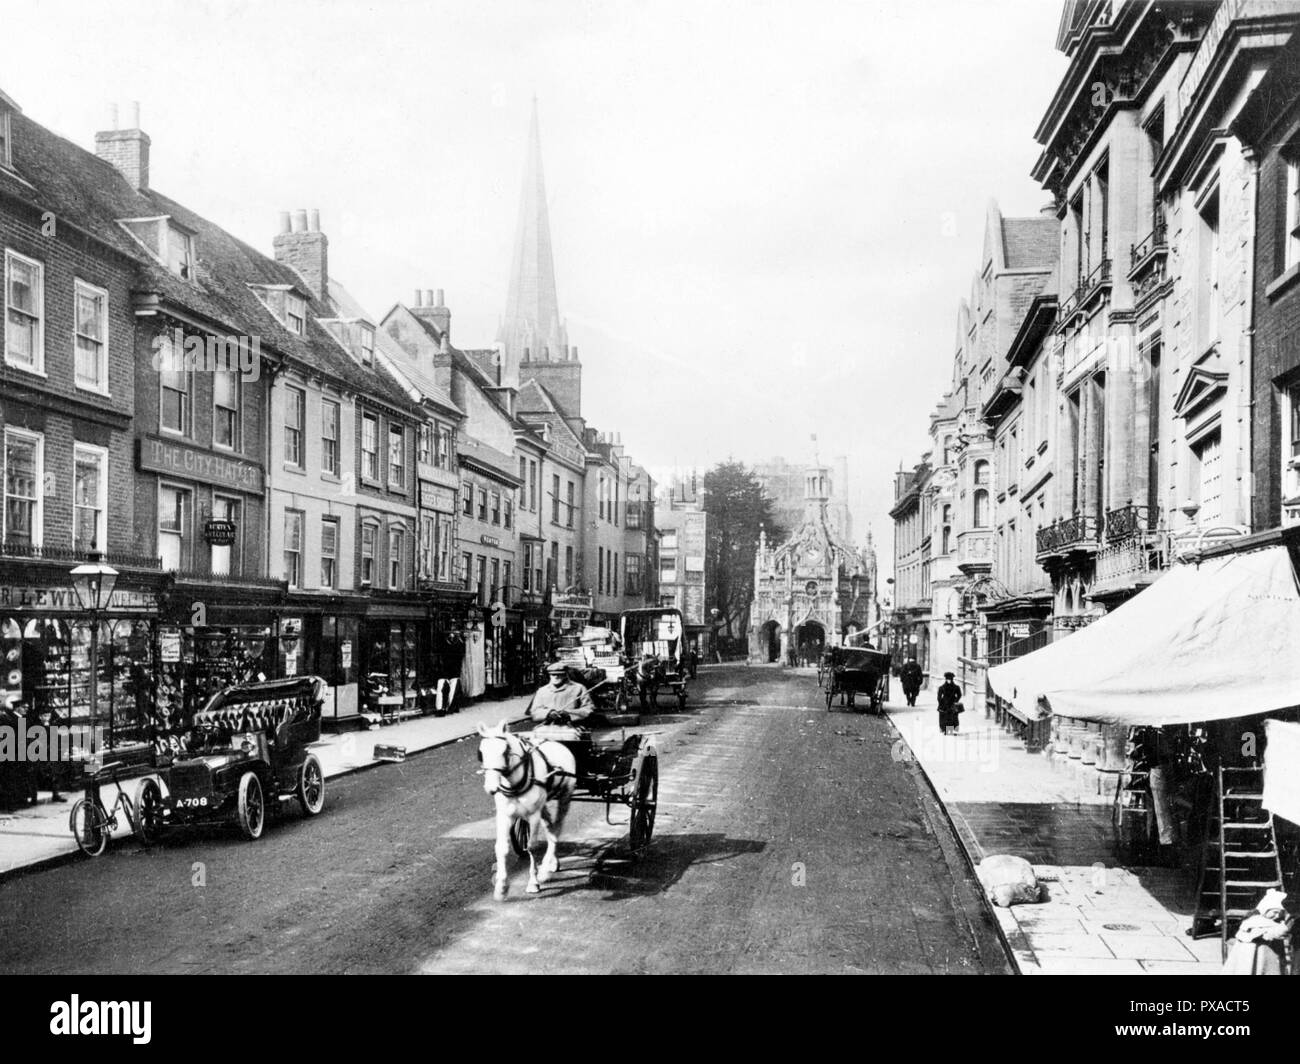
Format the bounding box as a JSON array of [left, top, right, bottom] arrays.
[[278, 211, 291, 234], [308, 209, 321, 232], [107, 103, 119, 130], [292, 209, 308, 233], [414, 289, 424, 307], [424, 289, 435, 307], [127, 101, 140, 129], [435, 288, 445, 307]]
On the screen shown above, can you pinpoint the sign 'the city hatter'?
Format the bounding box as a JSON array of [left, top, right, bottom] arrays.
[[138, 436, 265, 495]]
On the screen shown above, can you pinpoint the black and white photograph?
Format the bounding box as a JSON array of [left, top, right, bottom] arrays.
[[1, 0, 1300, 1018]]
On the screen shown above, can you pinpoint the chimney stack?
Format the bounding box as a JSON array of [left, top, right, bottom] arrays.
[[273, 207, 329, 301], [411, 286, 450, 340], [95, 100, 150, 192]]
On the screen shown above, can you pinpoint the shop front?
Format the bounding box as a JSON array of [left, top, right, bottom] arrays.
[[0, 558, 166, 795]]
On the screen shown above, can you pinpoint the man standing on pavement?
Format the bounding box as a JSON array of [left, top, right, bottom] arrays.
[[899, 658, 923, 707], [529, 661, 596, 724], [936, 671, 963, 735]]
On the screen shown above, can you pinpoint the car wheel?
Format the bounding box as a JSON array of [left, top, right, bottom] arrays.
[[297, 754, 325, 817], [237, 772, 265, 840], [133, 778, 165, 845]]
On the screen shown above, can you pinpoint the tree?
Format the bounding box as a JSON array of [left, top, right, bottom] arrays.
[[703, 460, 785, 642]]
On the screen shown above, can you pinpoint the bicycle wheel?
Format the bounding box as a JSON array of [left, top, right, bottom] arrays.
[[70, 798, 108, 857]]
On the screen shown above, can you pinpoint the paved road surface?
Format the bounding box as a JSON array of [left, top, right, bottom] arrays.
[[0, 666, 1009, 974]]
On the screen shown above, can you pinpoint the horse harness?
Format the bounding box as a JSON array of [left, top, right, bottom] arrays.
[[483, 735, 574, 799]]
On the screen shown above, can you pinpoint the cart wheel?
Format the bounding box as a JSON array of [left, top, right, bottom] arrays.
[[629, 757, 658, 852], [510, 818, 530, 857], [237, 772, 265, 840], [133, 778, 164, 845], [297, 753, 325, 817], [826, 684, 835, 711], [70, 798, 108, 857]]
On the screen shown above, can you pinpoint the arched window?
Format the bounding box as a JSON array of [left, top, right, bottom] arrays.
[[974, 459, 990, 487], [941, 526, 951, 555], [973, 489, 990, 528]]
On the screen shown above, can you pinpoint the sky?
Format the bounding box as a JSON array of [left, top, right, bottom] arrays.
[[3, 0, 1069, 573]]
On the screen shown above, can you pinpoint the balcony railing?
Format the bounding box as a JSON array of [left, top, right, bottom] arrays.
[[1035, 514, 1101, 556], [1104, 504, 1159, 542], [1128, 220, 1168, 274], [1094, 532, 1167, 590], [1058, 258, 1112, 326], [0, 541, 162, 570]]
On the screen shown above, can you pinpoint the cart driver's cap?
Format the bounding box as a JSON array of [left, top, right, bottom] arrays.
[[944, 671, 955, 679], [546, 662, 568, 674]]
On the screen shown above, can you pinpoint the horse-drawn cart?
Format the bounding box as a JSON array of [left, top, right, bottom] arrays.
[[825, 646, 891, 714], [619, 607, 690, 711], [508, 722, 658, 856]]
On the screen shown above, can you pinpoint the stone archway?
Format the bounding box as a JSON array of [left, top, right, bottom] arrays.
[[758, 620, 782, 663], [795, 620, 825, 666]]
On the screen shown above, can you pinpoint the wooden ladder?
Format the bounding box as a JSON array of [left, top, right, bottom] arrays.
[[1189, 765, 1284, 960]]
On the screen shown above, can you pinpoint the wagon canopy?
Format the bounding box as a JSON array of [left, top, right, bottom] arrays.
[[986, 545, 1300, 727]]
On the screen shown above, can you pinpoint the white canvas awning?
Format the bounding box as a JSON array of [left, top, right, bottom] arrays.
[[987, 545, 1300, 726], [1263, 719, 1300, 826]]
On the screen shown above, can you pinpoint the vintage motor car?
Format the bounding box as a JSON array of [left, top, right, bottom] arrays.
[[156, 675, 327, 840]]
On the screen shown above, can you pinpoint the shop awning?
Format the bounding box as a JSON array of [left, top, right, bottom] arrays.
[[987, 545, 1300, 726], [1263, 719, 1300, 826]]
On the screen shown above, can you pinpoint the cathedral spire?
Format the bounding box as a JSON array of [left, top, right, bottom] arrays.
[[499, 99, 567, 384]]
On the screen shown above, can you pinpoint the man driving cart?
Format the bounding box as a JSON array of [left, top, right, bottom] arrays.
[[529, 661, 596, 724]]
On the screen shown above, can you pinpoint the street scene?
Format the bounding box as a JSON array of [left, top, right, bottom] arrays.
[[3, 0, 1300, 1002]]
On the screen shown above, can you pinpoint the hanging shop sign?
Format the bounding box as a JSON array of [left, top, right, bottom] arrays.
[[204, 520, 237, 546]]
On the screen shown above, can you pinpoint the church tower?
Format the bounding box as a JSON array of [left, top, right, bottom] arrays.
[[499, 100, 582, 417]]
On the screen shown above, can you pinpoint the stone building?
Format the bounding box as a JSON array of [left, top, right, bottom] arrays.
[[752, 455, 852, 543], [748, 465, 878, 664], [656, 477, 713, 656]]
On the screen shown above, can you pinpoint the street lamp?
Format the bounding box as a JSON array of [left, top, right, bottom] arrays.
[[69, 546, 118, 749]]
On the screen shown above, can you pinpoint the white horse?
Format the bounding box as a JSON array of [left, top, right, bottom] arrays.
[[477, 721, 577, 900]]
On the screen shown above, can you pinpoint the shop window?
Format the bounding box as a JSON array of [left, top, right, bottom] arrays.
[[5, 250, 44, 373], [73, 444, 108, 554], [284, 509, 304, 587], [74, 280, 108, 393], [3, 428, 42, 547], [159, 484, 191, 571]]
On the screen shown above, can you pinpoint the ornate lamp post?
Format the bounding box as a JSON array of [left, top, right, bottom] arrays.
[[69, 547, 118, 749]]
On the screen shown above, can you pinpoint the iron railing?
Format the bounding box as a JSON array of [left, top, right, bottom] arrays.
[[0, 541, 162, 569], [1035, 514, 1101, 555], [1104, 504, 1159, 541], [1129, 220, 1168, 272]]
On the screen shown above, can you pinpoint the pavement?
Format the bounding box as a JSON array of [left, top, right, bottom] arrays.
[[0, 691, 535, 880], [886, 685, 1226, 975]]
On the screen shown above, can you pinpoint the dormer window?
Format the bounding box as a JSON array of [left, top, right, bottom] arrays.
[[286, 293, 306, 335], [359, 323, 374, 364], [164, 223, 194, 280]]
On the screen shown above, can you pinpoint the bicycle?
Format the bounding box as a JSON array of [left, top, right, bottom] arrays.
[[68, 761, 164, 857]]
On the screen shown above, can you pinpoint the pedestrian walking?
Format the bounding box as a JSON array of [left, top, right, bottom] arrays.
[[899, 658, 923, 707], [937, 671, 963, 735]]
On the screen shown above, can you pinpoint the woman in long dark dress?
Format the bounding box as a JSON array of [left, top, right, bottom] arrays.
[[937, 671, 962, 734]]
